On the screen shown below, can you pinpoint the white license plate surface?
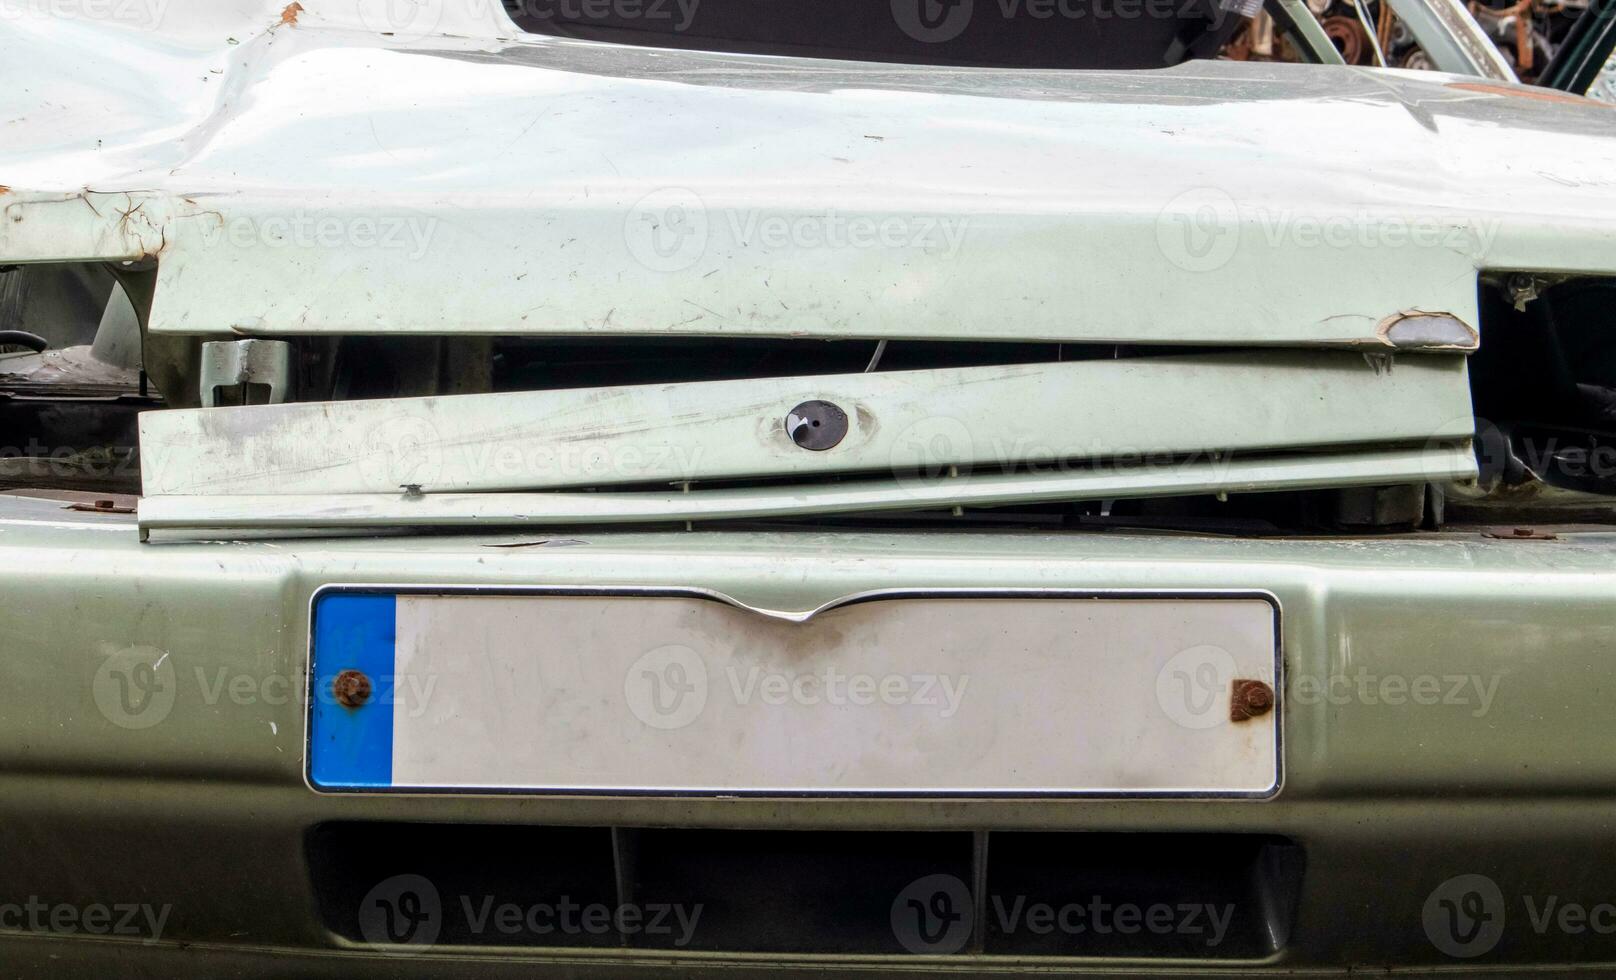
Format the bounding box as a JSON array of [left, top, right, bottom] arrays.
[[307, 591, 1279, 797]]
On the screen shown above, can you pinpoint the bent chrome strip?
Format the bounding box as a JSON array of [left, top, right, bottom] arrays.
[[140, 443, 1477, 536]]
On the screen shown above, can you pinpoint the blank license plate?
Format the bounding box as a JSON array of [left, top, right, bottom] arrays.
[[306, 589, 1280, 797]]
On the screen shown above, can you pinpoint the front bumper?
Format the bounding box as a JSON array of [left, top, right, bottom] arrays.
[[2, 494, 1613, 975]]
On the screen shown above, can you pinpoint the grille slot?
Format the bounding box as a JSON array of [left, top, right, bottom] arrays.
[[983, 832, 1302, 957], [307, 823, 1301, 958]]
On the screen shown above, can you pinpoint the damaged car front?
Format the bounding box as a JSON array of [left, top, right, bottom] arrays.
[[4, 0, 1616, 974]]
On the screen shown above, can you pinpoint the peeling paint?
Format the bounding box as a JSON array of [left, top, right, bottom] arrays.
[[1375, 311, 1480, 351]]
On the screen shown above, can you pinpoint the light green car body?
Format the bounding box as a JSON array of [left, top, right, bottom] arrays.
[[6, 0, 1616, 974], [4, 492, 1615, 973]]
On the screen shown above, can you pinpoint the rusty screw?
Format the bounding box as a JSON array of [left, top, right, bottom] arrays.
[[1230, 679, 1275, 722], [332, 669, 372, 709]]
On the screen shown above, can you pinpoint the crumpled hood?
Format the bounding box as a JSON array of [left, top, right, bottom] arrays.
[[4, 0, 1616, 347]]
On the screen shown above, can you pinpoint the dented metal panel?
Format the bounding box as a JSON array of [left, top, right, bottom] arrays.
[[4, 3, 1616, 351], [1376, 311, 1479, 350], [138, 352, 1476, 497], [136, 443, 1478, 534]]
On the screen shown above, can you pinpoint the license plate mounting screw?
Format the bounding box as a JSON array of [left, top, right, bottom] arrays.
[[1230, 679, 1274, 722], [333, 669, 372, 709]]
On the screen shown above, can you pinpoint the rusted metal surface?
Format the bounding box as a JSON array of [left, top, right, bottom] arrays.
[[332, 669, 371, 709], [1481, 526, 1561, 539], [65, 498, 136, 515], [1323, 15, 1371, 62], [1230, 679, 1276, 722]]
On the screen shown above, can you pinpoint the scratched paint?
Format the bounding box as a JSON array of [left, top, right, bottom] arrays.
[[4, 2, 1616, 350]]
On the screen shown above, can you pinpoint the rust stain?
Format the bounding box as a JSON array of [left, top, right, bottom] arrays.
[[1229, 679, 1274, 722], [1447, 82, 1608, 108], [1482, 527, 1559, 541], [66, 499, 137, 515], [854, 403, 878, 440], [332, 669, 372, 708], [0, 186, 9, 195], [279, 1, 303, 25]]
